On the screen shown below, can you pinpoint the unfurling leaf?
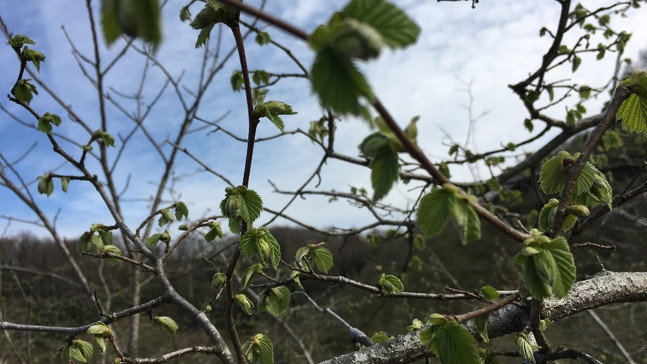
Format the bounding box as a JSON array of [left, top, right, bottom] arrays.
[[204, 221, 224, 242], [37, 174, 54, 196], [253, 100, 297, 132], [240, 263, 263, 290], [22, 47, 46, 71], [241, 333, 274, 364], [263, 286, 291, 316], [12, 79, 38, 104], [378, 273, 404, 294], [87, 322, 113, 338], [174, 201, 189, 220], [514, 236, 575, 299], [9, 34, 35, 50], [234, 294, 255, 315], [211, 272, 227, 289], [419, 321, 480, 364], [154, 316, 179, 334], [516, 332, 537, 364], [220, 185, 263, 226], [240, 227, 281, 269]]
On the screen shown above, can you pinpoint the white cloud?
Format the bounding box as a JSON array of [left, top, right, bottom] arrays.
[[1, 0, 646, 238]]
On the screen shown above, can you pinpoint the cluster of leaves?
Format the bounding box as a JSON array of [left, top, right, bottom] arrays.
[[56, 339, 94, 363], [147, 202, 189, 247], [8, 35, 44, 104], [77, 224, 122, 263], [417, 184, 481, 245], [539, 151, 613, 210], [308, 0, 420, 115], [241, 333, 274, 364]]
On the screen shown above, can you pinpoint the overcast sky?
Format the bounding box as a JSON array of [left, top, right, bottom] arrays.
[[1, 1, 646, 239]]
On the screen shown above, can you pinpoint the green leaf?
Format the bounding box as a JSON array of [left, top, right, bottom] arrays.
[[520, 252, 553, 299], [204, 222, 223, 242], [369, 148, 399, 201], [617, 93, 647, 136], [378, 273, 404, 294], [101, 0, 162, 51], [253, 101, 297, 133], [147, 233, 162, 247], [95, 336, 106, 353], [252, 70, 270, 86], [234, 294, 255, 315], [158, 208, 175, 226], [417, 187, 455, 237], [431, 321, 481, 364], [451, 198, 481, 244], [539, 151, 574, 194], [9, 34, 35, 50], [329, 18, 383, 60], [220, 185, 263, 226], [572, 56, 582, 72], [371, 331, 390, 343], [263, 286, 291, 316], [87, 322, 112, 338], [311, 46, 373, 115], [255, 31, 271, 46], [240, 227, 281, 268], [240, 264, 263, 290], [195, 24, 215, 48], [312, 246, 334, 273], [480, 286, 500, 301], [37, 174, 54, 196], [22, 47, 46, 72], [516, 333, 536, 364], [407, 318, 424, 332], [242, 334, 274, 364], [154, 316, 179, 334], [340, 0, 420, 49], [175, 201, 189, 220], [37, 112, 62, 134], [74, 339, 94, 362], [61, 177, 70, 192], [211, 272, 227, 289], [12, 79, 38, 104], [537, 199, 559, 232], [545, 237, 576, 298], [472, 308, 490, 342]]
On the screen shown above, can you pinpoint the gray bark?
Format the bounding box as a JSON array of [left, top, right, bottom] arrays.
[[319, 271, 647, 364]]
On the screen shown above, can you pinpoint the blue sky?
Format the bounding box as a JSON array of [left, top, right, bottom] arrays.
[[0, 1, 646, 238]]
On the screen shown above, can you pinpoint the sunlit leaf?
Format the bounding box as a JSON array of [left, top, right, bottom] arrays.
[[154, 316, 179, 334], [378, 273, 404, 294], [263, 286, 290, 316]]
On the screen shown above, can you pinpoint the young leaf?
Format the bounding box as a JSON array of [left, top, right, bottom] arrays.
[[545, 237, 576, 298], [220, 185, 263, 226], [312, 246, 334, 273], [37, 174, 54, 196], [9, 34, 35, 50], [240, 263, 263, 290], [417, 187, 456, 237], [234, 294, 255, 315], [101, 0, 162, 51], [87, 322, 112, 338], [617, 93, 647, 136], [61, 177, 70, 192], [263, 286, 291, 316], [147, 233, 162, 247], [242, 334, 274, 364], [253, 100, 297, 133], [369, 148, 399, 201], [204, 222, 224, 242], [255, 31, 271, 46], [378, 273, 404, 294], [154, 316, 179, 334], [211, 272, 227, 289], [340, 0, 420, 49], [480, 286, 500, 301], [451, 198, 481, 244], [311, 46, 373, 115], [472, 308, 490, 342], [434, 321, 481, 364], [174, 201, 189, 220], [516, 333, 537, 364], [12, 79, 38, 104]]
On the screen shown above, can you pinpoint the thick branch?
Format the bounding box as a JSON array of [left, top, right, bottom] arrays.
[[319, 271, 647, 364]]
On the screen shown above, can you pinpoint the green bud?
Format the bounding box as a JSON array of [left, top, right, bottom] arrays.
[[211, 272, 227, 289], [566, 204, 590, 217]]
